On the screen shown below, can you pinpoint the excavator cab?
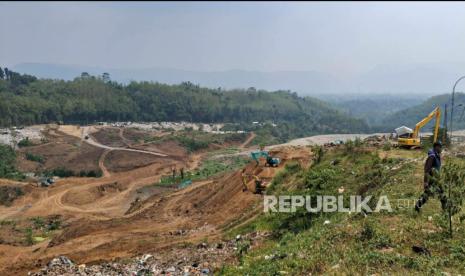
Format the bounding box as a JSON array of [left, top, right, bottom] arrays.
[[265, 155, 280, 167]]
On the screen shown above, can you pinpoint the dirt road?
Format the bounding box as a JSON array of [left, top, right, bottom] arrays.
[[82, 126, 168, 157], [240, 132, 256, 149], [269, 133, 389, 148]]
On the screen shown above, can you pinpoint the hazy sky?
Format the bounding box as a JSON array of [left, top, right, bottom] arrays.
[[2, 1, 465, 77]]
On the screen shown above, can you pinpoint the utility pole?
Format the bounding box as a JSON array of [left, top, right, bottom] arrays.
[[450, 76, 465, 145], [443, 104, 448, 145]]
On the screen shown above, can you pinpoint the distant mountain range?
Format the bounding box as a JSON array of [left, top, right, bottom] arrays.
[[12, 62, 465, 96]]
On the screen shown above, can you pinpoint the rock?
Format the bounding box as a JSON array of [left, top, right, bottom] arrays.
[[166, 266, 176, 272]]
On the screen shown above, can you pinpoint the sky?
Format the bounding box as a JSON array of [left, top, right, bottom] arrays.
[[2, 2, 465, 78]]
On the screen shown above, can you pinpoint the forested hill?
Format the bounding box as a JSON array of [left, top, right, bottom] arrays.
[[380, 93, 465, 131], [0, 68, 369, 137]]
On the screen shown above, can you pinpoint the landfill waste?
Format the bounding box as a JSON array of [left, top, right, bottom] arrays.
[[29, 231, 270, 275]]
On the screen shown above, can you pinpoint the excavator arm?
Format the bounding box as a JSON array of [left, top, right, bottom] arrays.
[[412, 107, 441, 142], [398, 107, 441, 148]]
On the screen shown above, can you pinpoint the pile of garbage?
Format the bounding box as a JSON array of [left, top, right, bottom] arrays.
[[29, 232, 270, 276], [363, 134, 389, 147]]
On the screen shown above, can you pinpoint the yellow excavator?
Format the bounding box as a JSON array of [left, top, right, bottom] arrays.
[[241, 171, 266, 194], [397, 107, 441, 148]]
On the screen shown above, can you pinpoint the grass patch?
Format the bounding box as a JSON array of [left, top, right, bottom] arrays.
[[158, 156, 249, 186], [17, 137, 34, 147], [26, 152, 44, 163], [220, 144, 465, 274]]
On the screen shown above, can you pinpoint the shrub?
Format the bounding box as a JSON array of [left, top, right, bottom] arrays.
[[18, 137, 33, 147], [312, 145, 324, 165], [176, 136, 209, 152], [382, 142, 391, 151], [24, 227, 33, 245], [31, 217, 45, 229], [26, 152, 44, 163], [0, 144, 24, 180]]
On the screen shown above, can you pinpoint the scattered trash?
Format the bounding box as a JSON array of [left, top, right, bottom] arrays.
[[47, 256, 74, 268], [30, 232, 270, 275], [197, 242, 208, 249], [324, 220, 331, 225], [33, 236, 46, 242], [139, 254, 153, 265]]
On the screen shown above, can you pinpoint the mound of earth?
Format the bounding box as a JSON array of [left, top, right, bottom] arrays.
[[121, 128, 162, 145], [104, 151, 164, 173], [16, 130, 104, 174], [131, 140, 188, 158], [90, 128, 127, 148], [61, 182, 126, 206]]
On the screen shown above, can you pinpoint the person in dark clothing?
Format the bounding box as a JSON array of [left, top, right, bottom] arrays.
[[415, 142, 447, 212]]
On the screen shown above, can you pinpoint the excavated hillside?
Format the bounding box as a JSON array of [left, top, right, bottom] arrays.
[[0, 125, 313, 275]]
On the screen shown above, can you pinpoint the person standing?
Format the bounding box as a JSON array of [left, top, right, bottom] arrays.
[[415, 142, 447, 212]]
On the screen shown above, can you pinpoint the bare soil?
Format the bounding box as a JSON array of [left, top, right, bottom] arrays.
[[0, 125, 312, 275]]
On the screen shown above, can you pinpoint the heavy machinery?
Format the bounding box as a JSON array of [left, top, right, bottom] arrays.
[[397, 107, 441, 148], [241, 172, 266, 194], [250, 147, 280, 167]]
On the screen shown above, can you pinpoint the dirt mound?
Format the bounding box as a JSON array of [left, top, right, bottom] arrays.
[[91, 128, 127, 148], [16, 130, 104, 174], [104, 151, 164, 173], [122, 128, 159, 144], [0, 124, 312, 275], [132, 140, 187, 158], [61, 182, 126, 206]]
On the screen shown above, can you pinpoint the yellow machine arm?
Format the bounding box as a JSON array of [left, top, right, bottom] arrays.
[[412, 107, 441, 142]]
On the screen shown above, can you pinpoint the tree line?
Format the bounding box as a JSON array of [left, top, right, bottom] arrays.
[[0, 68, 369, 138]]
